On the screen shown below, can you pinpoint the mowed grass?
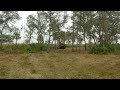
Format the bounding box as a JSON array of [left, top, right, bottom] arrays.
[[0, 48, 120, 79]]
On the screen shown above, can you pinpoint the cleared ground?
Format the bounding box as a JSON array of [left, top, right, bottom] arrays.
[[0, 48, 120, 79]]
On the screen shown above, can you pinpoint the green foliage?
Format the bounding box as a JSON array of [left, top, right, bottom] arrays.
[[106, 45, 115, 53], [13, 27, 21, 44], [26, 43, 48, 53], [90, 45, 115, 54], [0, 34, 13, 43], [90, 46, 108, 54], [0, 45, 4, 51], [0, 43, 48, 54]]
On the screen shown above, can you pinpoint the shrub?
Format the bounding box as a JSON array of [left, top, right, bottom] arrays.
[[0, 43, 48, 53], [90, 46, 109, 54], [106, 45, 115, 53], [27, 43, 48, 53], [0, 45, 4, 51], [90, 44, 118, 54]]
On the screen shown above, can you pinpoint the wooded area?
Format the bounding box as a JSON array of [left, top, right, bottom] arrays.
[[1, 11, 120, 54], [1, 11, 120, 79]]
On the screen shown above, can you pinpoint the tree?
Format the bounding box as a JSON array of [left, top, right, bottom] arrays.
[[37, 11, 47, 44], [26, 15, 36, 44], [0, 34, 13, 44], [43, 11, 68, 50], [71, 11, 75, 52], [65, 30, 73, 44], [93, 11, 120, 46], [26, 12, 47, 44], [0, 11, 20, 44], [13, 27, 21, 45]]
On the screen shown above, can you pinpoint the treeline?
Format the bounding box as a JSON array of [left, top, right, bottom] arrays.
[[1, 11, 120, 54]]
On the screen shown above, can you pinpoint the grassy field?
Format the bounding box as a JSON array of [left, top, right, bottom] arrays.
[[0, 48, 120, 79]]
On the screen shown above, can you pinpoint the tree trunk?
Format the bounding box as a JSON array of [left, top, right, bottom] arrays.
[[55, 40, 57, 49], [72, 12, 75, 52], [64, 32, 66, 44], [116, 37, 118, 44], [76, 30, 78, 52], [83, 29, 87, 50], [92, 35, 97, 46], [79, 12, 82, 53], [38, 40, 39, 44], [89, 32, 92, 49], [16, 38, 17, 45], [48, 31, 51, 51]]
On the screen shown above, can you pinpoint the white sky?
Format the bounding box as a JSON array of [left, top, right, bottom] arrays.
[[17, 11, 37, 26]]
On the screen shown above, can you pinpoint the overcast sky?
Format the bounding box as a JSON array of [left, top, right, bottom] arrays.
[[16, 11, 37, 27]]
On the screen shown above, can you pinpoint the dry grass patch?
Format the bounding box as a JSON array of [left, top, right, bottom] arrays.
[[0, 50, 120, 79]]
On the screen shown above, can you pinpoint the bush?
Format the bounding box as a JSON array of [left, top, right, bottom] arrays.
[[0, 45, 4, 51], [106, 45, 115, 53], [26, 43, 48, 53], [0, 43, 48, 53], [90, 46, 109, 54], [90, 45, 116, 54]]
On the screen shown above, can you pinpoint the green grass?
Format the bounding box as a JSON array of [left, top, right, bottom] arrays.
[[0, 48, 120, 79]]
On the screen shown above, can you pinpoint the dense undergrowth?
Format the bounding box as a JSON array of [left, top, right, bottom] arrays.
[[0, 43, 48, 53], [90, 44, 120, 54], [1, 43, 120, 55]]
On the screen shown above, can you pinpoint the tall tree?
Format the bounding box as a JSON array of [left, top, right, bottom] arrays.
[[13, 27, 21, 45], [26, 12, 48, 45], [93, 11, 120, 46], [26, 14, 36, 44], [37, 11, 47, 44], [71, 11, 75, 52], [0, 11, 20, 44], [43, 11, 68, 50]]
